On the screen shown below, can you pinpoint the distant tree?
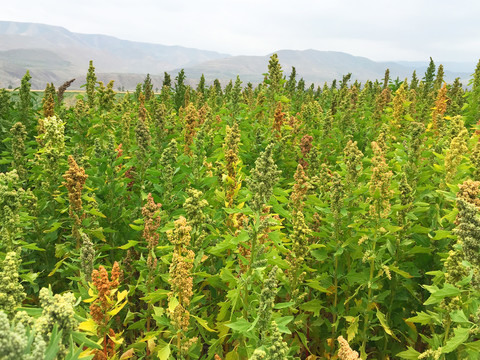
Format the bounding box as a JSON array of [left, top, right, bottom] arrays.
[[17, 70, 32, 127], [213, 79, 222, 97], [163, 72, 172, 88], [410, 70, 419, 90], [224, 80, 233, 102], [134, 83, 142, 101], [286, 66, 297, 96], [330, 79, 337, 91], [382, 69, 390, 89], [267, 53, 283, 96], [433, 64, 444, 92], [422, 57, 436, 96], [174, 69, 186, 111], [297, 78, 305, 93], [86, 60, 97, 108], [230, 75, 242, 116], [197, 74, 206, 97], [143, 74, 154, 101], [340, 73, 352, 89]]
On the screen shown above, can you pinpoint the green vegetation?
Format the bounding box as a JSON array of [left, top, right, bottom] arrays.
[[1, 56, 480, 360]]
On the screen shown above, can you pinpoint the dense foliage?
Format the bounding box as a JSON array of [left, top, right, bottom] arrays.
[[1, 56, 480, 360]]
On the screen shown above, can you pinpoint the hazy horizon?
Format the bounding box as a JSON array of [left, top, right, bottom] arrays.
[[2, 0, 480, 64]]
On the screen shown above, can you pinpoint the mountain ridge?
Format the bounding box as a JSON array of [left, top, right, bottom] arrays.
[[0, 20, 472, 89]]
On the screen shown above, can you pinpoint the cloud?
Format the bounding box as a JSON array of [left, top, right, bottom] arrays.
[[2, 0, 480, 62]]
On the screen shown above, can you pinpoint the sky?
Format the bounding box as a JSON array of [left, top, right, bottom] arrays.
[[2, 0, 480, 63]]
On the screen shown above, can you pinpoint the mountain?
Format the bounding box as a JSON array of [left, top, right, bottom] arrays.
[[0, 21, 229, 89], [179, 50, 471, 86], [0, 21, 473, 90], [178, 50, 411, 85]]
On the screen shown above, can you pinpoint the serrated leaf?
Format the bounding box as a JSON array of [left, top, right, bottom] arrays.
[[299, 299, 323, 316], [108, 299, 127, 316], [274, 302, 295, 309], [90, 227, 106, 241], [430, 230, 454, 241], [465, 340, 480, 351], [442, 327, 471, 353], [44, 222, 62, 233], [129, 223, 144, 231], [117, 290, 128, 303], [157, 342, 171, 360], [226, 318, 252, 334], [89, 208, 106, 218], [168, 297, 179, 312], [450, 310, 471, 324], [72, 330, 102, 350], [389, 265, 413, 279], [191, 314, 216, 332], [376, 308, 399, 341], [22, 243, 45, 251], [396, 347, 421, 359], [78, 319, 97, 334], [406, 312, 433, 325], [424, 284, 461, 305], [225, 350, 239, 360], [346, 316, 359, 342], [48, 258, 66, 276], [274, 316, 293, 334], [119, 240, 139, 250]]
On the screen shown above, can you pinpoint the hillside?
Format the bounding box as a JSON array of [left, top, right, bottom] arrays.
[[179, 50, 471, 86], [0, 21, 229, 89], [0, 21, 471, 89]]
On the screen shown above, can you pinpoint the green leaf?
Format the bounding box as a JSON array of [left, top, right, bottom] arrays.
[[299, 299, 323, 317], [406, 312, 433, 325], [89, 208, 106, 218], [274, 302, 295, 309], [450, 310, 472, 324], [226, 318, 252, 334], [424, 284, 461, 305], [44, 325, 62, 360], [305, 281, 332, 293], [430, 229, 454, 241], [346, 316, 359, 342], [90, 227, 106, 241], [141, 288, 170, 304], [376, 308, 399, 341], [396, 347, 421, 359], [191, 314, 216, 332], [129, 223, 144, 231], [127, 319, 147, 330], [168, 297, 179, 313], [48, 258, 66, 277], [409, 224, 431, 234], [22, 243, 45, 251], [443, 327, 471, 353], [44, 222, 62, 233], [274, 316, 293, 334], [119, 240, 139, 250], [465, 340, 480, 351], [72, 331, 102, 350], [157, 342, 171, 360], [389, 265, 413, 279]]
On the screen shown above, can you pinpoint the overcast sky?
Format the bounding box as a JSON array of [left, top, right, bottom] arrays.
[[3, 0, 480, 63]]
